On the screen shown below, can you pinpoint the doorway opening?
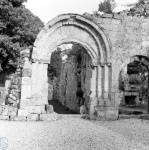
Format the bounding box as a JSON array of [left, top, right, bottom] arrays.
[[119, 56, 149, 115], [47, 43, 92, 114]]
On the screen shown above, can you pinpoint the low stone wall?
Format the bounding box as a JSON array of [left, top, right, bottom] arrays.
[[0, 104, 57, 121], [119, 114, 149, 120], [5, 68, 22, 107]]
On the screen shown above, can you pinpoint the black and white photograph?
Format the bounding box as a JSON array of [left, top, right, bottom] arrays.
[[0, 0, 149, 149]]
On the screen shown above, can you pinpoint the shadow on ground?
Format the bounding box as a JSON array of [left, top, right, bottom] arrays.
[[48, 100, 79, 114]]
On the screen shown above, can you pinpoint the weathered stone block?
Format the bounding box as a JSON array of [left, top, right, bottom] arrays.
[[20, 85, 32, 107], [118, 114, 130, 119], [129, 115, 140, 119], [113, 14, 124, 20], [22, 68, 32, 77], [89, 115, 97, 120], [8, 108, 18, 116], [111, 19, 121, 25], [104, 99, 111, 107], [34, 105, 46, 114], [9, 115, 18, 121], [27, 114, 39, 121], [9, 107, 18, 113], [31, 63, 48, 106], [98, 99, 104, 106], [0, 115, 9, 120], [2, 109, 9, 116], [22, 77, 32, 85], [23, 105, 46, 114], [96, 110, 105, 120], [0, 106, 3, 115], [18, 109, 29, 117], [111, 93, 115, 100], [104, 93, 109, 99], [40, 113, 58, 121], [102, 13, 113, 18], [105, 108, 118, 120], [102, 18, 112, 24], [18, 116, 27, 121], [45, 104, 54, 114]]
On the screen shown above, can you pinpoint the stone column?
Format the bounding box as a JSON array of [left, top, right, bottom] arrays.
[[97, 65, 103, 107], [31, 62, 48, 106], [20, 49, 32, 108], [104, 65, 109, 100], [104, 63, 112, 106], [147, 71, 149, 113], [104, 65, 109, 93], [89, 66, 97, 116], [104, 63, 119, 120], [98, 66, 102, 98]]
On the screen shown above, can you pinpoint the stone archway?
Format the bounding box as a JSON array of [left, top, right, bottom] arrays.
[[117, 55, 149, 114], [32, 14, 111, 65], [20, 14, 113, 119]]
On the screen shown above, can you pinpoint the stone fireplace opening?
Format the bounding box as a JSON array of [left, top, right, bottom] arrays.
[[125, 96, 137, 106], [47, 43, 92, 114]]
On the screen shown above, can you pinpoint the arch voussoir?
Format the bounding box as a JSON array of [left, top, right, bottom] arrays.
[[33, 14, 111, 65]]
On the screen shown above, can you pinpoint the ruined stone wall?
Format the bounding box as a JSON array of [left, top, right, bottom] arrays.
[[84, 13, 149, 108], [17, 13, 149, 120], [5, 68, 22, 107], [52, 77, 60, 101], [48, 81, 53, 101], [59, 56, 78, 111], [81, 51, 92, 111]]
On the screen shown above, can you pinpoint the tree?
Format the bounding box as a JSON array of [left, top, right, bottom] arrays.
[[98, 0, 117, 14], [48, 48, 63, 79], [0, 0, 44, 73]]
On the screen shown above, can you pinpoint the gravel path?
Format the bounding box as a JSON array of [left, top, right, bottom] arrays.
[[0, 118, 149, 150]]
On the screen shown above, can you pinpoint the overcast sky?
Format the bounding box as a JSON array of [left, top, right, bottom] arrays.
[[25, 0, 138, 24]]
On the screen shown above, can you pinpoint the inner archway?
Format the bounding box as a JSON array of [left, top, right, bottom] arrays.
[[32, 14, 111, 65], [118, 55, 149, 115]]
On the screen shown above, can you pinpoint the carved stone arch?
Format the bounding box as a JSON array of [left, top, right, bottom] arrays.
[[32, 14, 111, 65]]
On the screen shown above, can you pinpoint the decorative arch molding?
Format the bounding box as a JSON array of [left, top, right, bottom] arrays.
[[32, 14, 111, 65]]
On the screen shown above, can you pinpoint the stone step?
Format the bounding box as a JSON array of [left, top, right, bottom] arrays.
[[58, 114, 85, 119], [119, 114, 149, 120]]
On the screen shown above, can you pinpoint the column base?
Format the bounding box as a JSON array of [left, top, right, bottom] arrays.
[[94, 106, 118, 120]]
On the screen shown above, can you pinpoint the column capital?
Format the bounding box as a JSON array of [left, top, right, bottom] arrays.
[[100, 62, 105, 67], [106, 62, 112, 67]]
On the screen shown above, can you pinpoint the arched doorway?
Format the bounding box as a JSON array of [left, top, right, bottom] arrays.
[[47, 43, 93, 114], [21, 14, 113, 118], [118, 55, 149, 115]]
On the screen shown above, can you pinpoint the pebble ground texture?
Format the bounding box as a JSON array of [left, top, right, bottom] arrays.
[[0, 118, 149, 150]]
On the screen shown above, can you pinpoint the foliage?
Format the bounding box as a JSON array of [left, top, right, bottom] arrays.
[[129, 74, 142, 85], [98, 0, 117, 14], [48, 48, 63, 79], [0, 0, 44, 73], [125, 0, 149, 16], [48, 44, 87, 80]]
